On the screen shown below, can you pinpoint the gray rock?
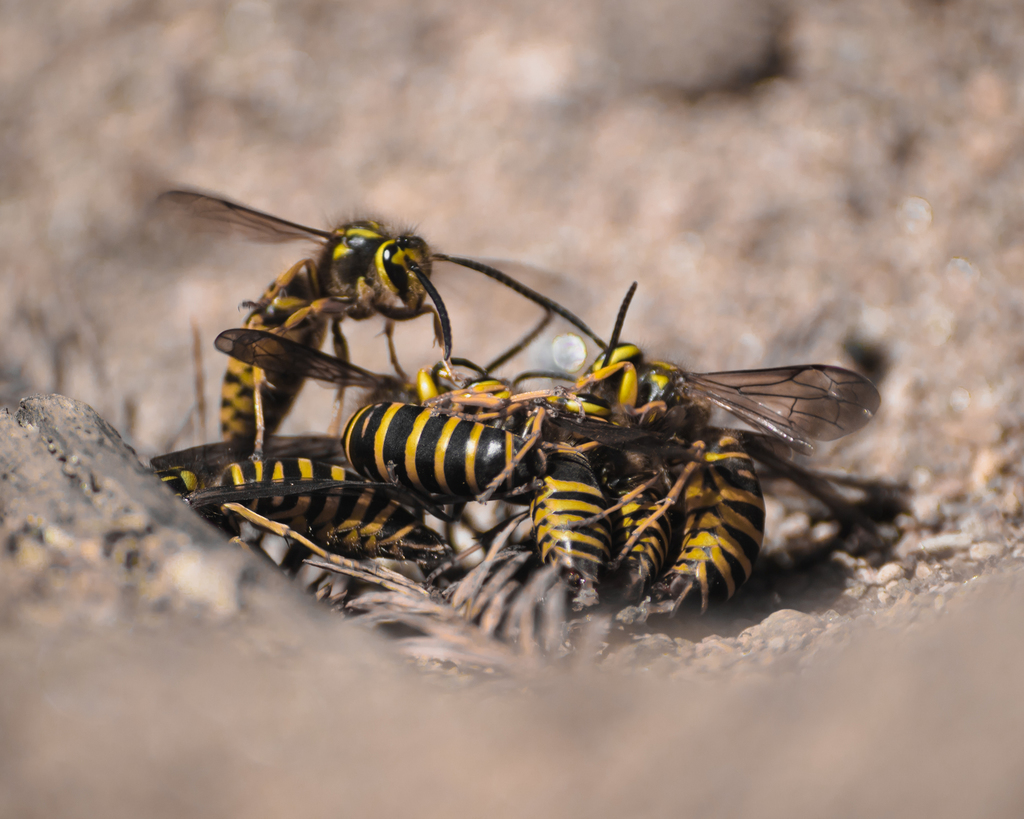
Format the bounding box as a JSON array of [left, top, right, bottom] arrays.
[[0, 395, 304, 620]]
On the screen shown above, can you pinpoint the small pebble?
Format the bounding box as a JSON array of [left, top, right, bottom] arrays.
[[894, 532, 921, 559], [969, 448, 1004, 492], [674, 639, 697, 662], [821, 610, 847, 627], [844, 583, 867, 600], [894, 513, 917, 530], [776, 512, 811, 540], [810, 520, 840, 543], [874, 562, 904, 585], [696, 636, 737, 656], [968, 541, 1005, 561], [918, 532, 973, 555], [832, 551, 865, 570], [43, 526, 78, 552], [854, 566, 877, 584], [758, 609, 822, 645], [910, 494, 942, 525]]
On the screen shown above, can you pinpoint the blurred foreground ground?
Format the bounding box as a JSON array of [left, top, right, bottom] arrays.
[[2, 0, 1024, 815]]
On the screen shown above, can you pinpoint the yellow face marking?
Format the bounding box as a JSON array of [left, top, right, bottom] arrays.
[[463, 424, 484, 495], [375, 242, 400, 295], [374, 404, 404, 481], [433, 417, 461, 495], [404, 411, 432, 490]]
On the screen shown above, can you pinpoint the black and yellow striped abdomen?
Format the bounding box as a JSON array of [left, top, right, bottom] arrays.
[[220, 262, 327, 442], [664, 434, 765, 610], [221, 458, 449, 566], [157, 467, 201, 496], [529, 449, 612, 584], [605, 482, 672, 603], [343, 402, 538, 499]]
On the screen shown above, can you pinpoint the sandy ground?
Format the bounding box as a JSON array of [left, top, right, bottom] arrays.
[[2, 0, 1024, 815]]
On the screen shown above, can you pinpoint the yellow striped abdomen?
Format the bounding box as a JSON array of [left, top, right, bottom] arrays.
[[663, 434, 765, 610], [221, 457, 450, 567], [605, 481, 672, 603], [343, 402, 538, 499], [530, 449, 612, 584]]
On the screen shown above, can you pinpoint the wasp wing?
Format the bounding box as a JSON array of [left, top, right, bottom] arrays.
[[685, 366, 880, 456], [150, 435, 345, 478], [158, 190, 334, 243], [151, 439, 255, 477], [215, 328, 394, 391], [185, 478, 453, 521], [186, 478, 373, 509], [544, 414, 702, 462]]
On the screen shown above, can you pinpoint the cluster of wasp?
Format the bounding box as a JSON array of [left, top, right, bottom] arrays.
[[152, 190, 882, 639]]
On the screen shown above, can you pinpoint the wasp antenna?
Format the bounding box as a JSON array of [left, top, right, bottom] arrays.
[[411, 265, 453, 360], [435, 254, 607, 349], [447, 357, 488, 375], [603, 281, 638, 368]]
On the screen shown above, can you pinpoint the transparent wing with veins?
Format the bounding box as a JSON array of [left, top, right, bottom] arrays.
[[157, 190, 333, 244], [214, 328, 401, 392], [684, 365, 880, 456]]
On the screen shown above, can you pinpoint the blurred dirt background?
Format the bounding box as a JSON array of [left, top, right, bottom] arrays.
[[3, 0, 1024, 815]]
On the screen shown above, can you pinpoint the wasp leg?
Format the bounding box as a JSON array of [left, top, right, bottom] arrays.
[[565, 472, 662, 532], [656, 435, 765, 613], [611, 454, 703, 568], [573, 360, 639, 410], [221, 502, 430, 597], [382, 319, 409, 383], [325, 318, 350, 438], [477, 407, 547, 503]]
